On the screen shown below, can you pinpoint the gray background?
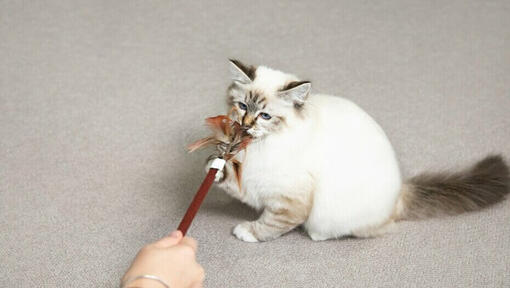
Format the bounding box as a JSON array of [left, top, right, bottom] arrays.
[[1, 1, 509, 287]]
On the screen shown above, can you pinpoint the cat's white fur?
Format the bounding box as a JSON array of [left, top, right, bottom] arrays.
[[213, 63, 402, 241]]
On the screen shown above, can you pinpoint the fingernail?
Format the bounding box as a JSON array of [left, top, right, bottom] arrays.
[[170, 230, 182, 238]]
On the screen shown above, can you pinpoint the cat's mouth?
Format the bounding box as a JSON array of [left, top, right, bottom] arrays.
[[241, 125, 255, 136], [238, 120, 262, 138], [244, 127, 263, 138]]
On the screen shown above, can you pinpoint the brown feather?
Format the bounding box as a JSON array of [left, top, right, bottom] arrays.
[[187, 137, 217, 153], [188, 115, 252, 159]]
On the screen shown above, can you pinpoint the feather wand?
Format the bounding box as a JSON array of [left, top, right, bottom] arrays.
[[177, 115, 252, 235]]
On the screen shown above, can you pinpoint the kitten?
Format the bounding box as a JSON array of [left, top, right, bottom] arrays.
[[206, 59, 510, 242]]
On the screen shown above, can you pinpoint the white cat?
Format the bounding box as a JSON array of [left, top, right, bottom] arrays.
[[206, 59, 509, 242]]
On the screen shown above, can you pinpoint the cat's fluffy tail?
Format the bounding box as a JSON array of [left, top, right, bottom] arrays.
[[396, 154, 510, 220]]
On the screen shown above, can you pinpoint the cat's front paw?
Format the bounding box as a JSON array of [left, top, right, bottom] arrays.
[[233, 222, 259, 242]]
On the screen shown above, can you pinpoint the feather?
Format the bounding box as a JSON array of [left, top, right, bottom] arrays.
[[187, 136, 217, 153], [187, 115, 252, 159]]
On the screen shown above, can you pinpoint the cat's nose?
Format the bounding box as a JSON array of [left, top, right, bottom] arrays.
[[242, 115, 255, 127]]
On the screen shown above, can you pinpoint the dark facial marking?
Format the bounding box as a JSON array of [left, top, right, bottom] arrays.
[[252, 93, 259, 104], [294, 102, 304, 110], [245, 91, 263, 113]]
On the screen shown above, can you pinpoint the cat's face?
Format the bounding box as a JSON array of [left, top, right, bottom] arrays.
[[226, 60, 311, 139]]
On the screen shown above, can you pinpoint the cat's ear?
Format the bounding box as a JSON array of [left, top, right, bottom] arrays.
[[229, 59, 255, 85], [278, 81, 311, 106]]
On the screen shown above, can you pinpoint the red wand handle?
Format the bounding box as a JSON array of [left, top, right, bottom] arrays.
[[177, 159, 225, 235]]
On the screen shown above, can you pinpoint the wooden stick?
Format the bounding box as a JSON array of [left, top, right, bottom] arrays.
[[177, 168, 218, 236]]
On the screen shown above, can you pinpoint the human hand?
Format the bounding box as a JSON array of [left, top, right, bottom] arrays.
[[122, 231, 204, 288]]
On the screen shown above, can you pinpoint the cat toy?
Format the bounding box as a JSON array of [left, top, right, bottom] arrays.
[[177, 115, 252, 235]]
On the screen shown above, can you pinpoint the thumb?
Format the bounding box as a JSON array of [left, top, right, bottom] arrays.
[[153, 230, 183, 248]]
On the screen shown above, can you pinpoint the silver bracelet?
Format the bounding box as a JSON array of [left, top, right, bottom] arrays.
[[120, 274, 170, 288]]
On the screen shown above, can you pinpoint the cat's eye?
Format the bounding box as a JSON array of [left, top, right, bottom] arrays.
[[238, 102, 247, 110], [259, 112, 272, 120]]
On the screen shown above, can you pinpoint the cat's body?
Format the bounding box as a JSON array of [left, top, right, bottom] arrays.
[[207, 60, 510, 242], [234, 94, 402, 241]]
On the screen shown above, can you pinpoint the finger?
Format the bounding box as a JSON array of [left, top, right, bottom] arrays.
[[154, 231, 183, 248], [179, 236, 198, 252]]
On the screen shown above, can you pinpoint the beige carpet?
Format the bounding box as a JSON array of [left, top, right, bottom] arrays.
[[1, 1, 509, 287]]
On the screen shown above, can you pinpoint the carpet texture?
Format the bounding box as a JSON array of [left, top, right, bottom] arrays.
[[1, 1, 509, 287]]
